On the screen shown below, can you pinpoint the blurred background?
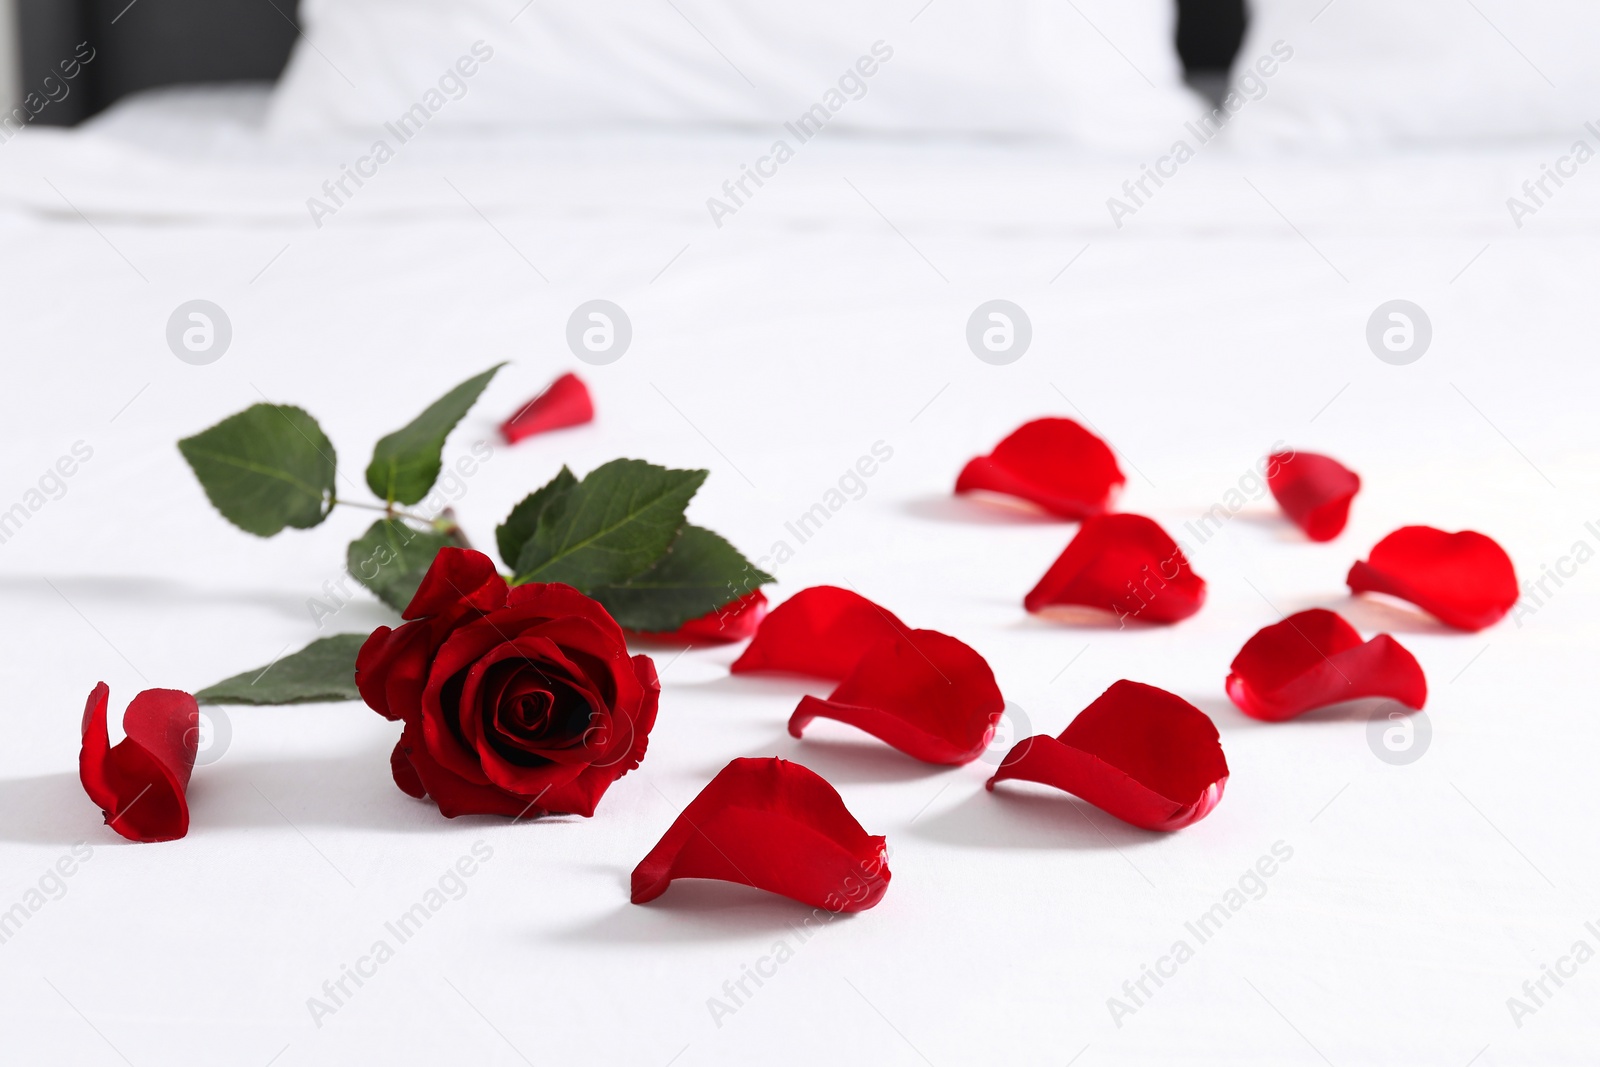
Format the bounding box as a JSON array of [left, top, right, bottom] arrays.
[[0, 0, 1248, 123]]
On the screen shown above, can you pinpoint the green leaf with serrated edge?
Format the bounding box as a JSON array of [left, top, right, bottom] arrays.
[[347, 518, 454, 614], [593, 525, 775, 632], [178, 404, 337, 537], [195, 634, 365, 705], [513, 459, 707, 590], [495, 466, 577, 569], [365, 363, 504, 506]]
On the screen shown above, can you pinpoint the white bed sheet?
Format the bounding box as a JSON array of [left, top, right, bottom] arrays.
[[0, 87, 1596, 1066]]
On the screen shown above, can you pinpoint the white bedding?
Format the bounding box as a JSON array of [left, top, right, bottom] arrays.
[[0, 87, 1596, 1066], [1234, 0, 1600, 149], [268, 0, 1199, 147]]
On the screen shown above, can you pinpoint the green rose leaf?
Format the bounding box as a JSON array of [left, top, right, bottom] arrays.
[[513, 458, 707, 589], [347, 518, 455, 613], [195, 633, 365, 705], [495, 466, 577, 569], [365, 363, 504, 506], [177, 404, 337, 537], [593, 525, 774, 632]]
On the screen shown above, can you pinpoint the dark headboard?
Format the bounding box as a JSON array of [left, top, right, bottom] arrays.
[[15, 0, 1244, 126], [17, 0, 301, 125], [1177, 0, 1247, 74]]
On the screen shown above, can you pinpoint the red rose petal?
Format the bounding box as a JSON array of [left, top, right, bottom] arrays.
[[631, 757, 890, 910], [357, 623, 434, 723], [1226, 609, 1427, 722], [1267, 451, 1360, 541], [789, 629, 1004, 765], [402, 545, 507, 621], [986, 680, 1227, 831], [79, 683, 199, 843], [1024, 513, 1205, 625], [500, 372, 594, 444], [390, 740, 426, 799], [730, 586, 909, 681], [955, 417, 1125, 519], [394, 720, 533, 819], [1347, 526, 1518, 631], [537, 654, 661, 819], [629, 591, 768, 645]]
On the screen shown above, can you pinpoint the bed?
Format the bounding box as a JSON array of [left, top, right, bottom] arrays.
[[0, 3, 1595, 1065]]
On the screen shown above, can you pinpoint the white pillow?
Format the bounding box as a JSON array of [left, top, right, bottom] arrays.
[[1230, 0, 1600, 148], [268, 0, 1199, 149]]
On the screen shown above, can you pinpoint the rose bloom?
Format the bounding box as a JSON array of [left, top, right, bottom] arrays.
[[356, 548, 660, 818]]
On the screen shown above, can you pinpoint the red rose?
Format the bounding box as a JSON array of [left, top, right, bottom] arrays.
[[356, 548, 659, 818]]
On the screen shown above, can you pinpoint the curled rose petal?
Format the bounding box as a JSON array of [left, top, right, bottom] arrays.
[[789, 629, 1003, 765], [955, 417, 1125, 519], [402, 545, 507, 623], [730, 586, 909, 681], [1226, 609, 1427, 722], [500, 372, 594, 444], [1267, 451, 1360, 542], [1347, 526, 1518, 631], [631, 757, 890, 910], [79, 683, 199, 843], [986, 680, 1227, 831], [390, 739, 426, 799], [1024, 513, 1205, 625], [629, 591, 768, 645]]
